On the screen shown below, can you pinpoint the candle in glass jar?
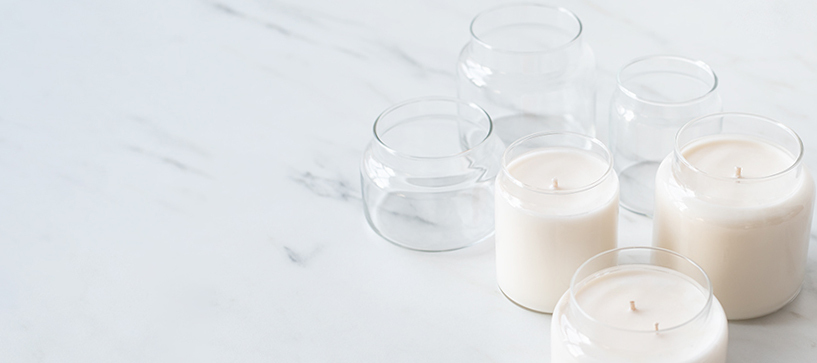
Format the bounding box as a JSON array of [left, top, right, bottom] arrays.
[[551, 247, 728, 363], [653, 114, 815, 320], [495, 133, 618, 313]]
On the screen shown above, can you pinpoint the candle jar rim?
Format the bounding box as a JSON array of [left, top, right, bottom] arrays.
[[568, 246, 714, 334], [500, 132, 613, 195], [372, 97, 494, 160], [469, 3, 583, 54], [674, 112, 804, 183], [616, 55, 719, 107]]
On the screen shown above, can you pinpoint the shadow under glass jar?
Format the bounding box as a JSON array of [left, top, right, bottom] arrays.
[[609, 55, 721, 217], [360, 97, 505, 252], [551, 247, 728, 363], [457, 3, 596, 145]]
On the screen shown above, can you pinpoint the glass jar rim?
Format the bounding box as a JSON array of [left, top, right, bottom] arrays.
[[500, 132, 613, 195], [372, 97, 494, 160], [674, 112, 804, 182], [616, 55, 719, 107], [569, 246, 714, 334], [469, 3, 583, 54]]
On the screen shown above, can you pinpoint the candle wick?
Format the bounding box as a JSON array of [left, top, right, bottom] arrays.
[[654, 322, 659, 333], [629, 301, 636, 311], [550, 178, 559, 190], [734, 166, 742, 178]]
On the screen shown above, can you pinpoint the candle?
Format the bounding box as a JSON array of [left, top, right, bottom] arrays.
[[495, 133, 618, 313], [653, 113, 815, 320], [551, 247, 728, 363]]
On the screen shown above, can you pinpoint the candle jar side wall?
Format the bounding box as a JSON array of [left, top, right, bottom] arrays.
[[495, 180, 619, 312], [654, 156, 815, 319]]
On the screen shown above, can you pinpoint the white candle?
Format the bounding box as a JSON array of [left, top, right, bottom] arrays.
[[495, 133, 618, 313], [653, 114, 815, 320], [551, 248, 728, 363]]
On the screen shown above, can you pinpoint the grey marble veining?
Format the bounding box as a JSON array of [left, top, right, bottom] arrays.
[[0, 0, 816, 361]]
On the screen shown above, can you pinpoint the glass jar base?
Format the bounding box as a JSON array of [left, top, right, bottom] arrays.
[[727, 284, 803, 320], [619, 161, 660, 217], [498, 284, 553, 314], [363, 190, 495, 252]]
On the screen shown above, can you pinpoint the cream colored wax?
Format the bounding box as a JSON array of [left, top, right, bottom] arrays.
[[495, 148, 618, 313], [653, 135, 815, 319]]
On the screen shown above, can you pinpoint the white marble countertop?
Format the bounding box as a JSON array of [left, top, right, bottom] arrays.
[[1, 0, 816, 361]]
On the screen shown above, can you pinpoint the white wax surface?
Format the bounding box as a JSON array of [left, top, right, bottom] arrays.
[[495, 148, 618, 313], [653, 134, 815, 319], [681, 135, 794, 178], [575, 266, 706, 331], [508, 148, 608, 190], [551, 265, 728, 363]]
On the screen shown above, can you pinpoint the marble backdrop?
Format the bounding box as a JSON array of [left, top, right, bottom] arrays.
[[0, 0, 815, 361]]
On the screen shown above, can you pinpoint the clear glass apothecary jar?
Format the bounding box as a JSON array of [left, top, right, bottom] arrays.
[[457, 3, 596, 144], [360, 97, 505, 252], [609, 55, 721, 217]]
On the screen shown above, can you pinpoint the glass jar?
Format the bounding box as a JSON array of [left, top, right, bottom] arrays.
[[457, 3, 596, 145], [609, 55, 721, 216], [652, 113, 815, 319], [495, 132, 617, 313], [551, 247, 728, 363], [360, 97, 505, 252]]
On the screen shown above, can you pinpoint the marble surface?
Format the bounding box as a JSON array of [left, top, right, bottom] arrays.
[[1, 0, 816, 361]]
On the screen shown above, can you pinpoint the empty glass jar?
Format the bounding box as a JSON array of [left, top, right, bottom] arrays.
[[360, 97, 505, 252], [609, 55, 721, 216], [457, 3, 596, 145]]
